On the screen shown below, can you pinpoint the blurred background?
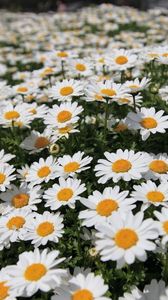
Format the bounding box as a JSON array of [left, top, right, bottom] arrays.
[[0, 0, 166, 11]]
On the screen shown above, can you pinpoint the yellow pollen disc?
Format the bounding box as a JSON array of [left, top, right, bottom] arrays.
[[0, 173, 6, 184], [57, 188, 73, 201], [140, 117, 157, 129], [0, 281, 9, 300], [162, 53, 168, 57], [149, 160, 168, 174], [163, 221, 168, 234], [119, 98, 130, 104], [100, 88, 116, 97], [58, 126, 71, 134], [43, 67, 53, 75], [72, 289, 94, 300], [129, 84, 139, 89], [95, 94, 103, 101], [13, 121, 23, 127], [34, 137, 50, 149], [24, 263, 47, 281], [7, 216, 25, 230], [4, 110, 20, 120], [60, 86, 74, 96], [98, 58, 105, 63], [37, 166, 51, 178], [12, 193, 29, 208], [57, 110, 72, 123], [115, 228, 138, 249], [112, 159, 132, 173], [148, 53, 159, 58], [29, 108, 37, 114], [57, 51, 68, 58], [96, 199, 118, 216], [75, 63, 86, 71], [17, 87, 28, 93], [64, 162, 80, 173], [36, 221, 54, 237], [115, 55, 128, 65], [146, 191, 165, 203], [114, 123, 128, 132]]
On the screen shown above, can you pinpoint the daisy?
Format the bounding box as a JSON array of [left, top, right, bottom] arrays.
[[79, 186, 135, 227], [98, 80, 130, 101], [26, 103, 48, 119], [0, 164, 16, 192], [0, 149, 15, 165], [44, 102, 83, 129], [108, 49, 137, 70], [0, 184, 42, 211], [0, 269, 17, 300], [95, 149, 149, 184], [0, 208, 31, 246], [95, 211, 158, 268], [145, 153, 168, 181], [17, 164, 30, 182], [154, 208, 168, 245], [44, 177, 86, 210], [13, 83, 38, 95], [49, 79, 83, 101], [69, 59, 93, 77], [117, 93, 142, 107], [6, 248, 67, 297], [57, 151, 93, 178], [51, 271, 110, 300], [24, 211, 64, 247], [49, 124, 79, 139], [130, 180, 168, 211], [126, 107, 168, 141], [26, 156, 59, 186], [20, 129, 57, 154], [124, 77, 150, 94]]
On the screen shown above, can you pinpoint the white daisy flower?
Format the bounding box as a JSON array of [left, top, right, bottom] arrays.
[[24, 211, 64, 247], [0, 184, 42, 211], [49, 124, 79, 139], [44, 102, 83, 129], [26, 103, 48, 119], [6, 248, 67, 297], [51, 271, 110, 300], [154, 208, 168, 245], [44, 177, 86, 210], [95, 149, 149, 184], [95, 80, 130, 101], [79, 186, 135, 227], [0, 149, 15, 165], [0, 164, 16, 192], [145, 153, 168, 181], [57, 151, 93, 178], [126, 107, 168, 141], [95, 211, 158, 268], [49, 79, 83, 101], [26, 156, 59, 186], [69, 59, 93, 77], [108, 49, 137, 70], [0, 269, 17, 300], [130, 180, 168, 211], [124, 77, 150, 94]]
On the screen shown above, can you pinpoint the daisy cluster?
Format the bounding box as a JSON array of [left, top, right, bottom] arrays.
[[0, 3, 168, 300]]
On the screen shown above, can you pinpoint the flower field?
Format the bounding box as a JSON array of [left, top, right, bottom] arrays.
[[1, 3, 168, 299]]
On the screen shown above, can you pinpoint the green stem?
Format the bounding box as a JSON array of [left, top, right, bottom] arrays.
[[104, 98, 109, 142], [163, 252, 168, 284], [132, 94, 136, 112], [61, 60, 65, 79]]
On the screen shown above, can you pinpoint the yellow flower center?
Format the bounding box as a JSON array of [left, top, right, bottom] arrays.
[[140, 117, 157, 129], [0, 173, 6, 184], [148, 53, 159, 58], [58, 126, 71, 134], [119, 98, 130, 103], [112, 159, 132, 173], [163, 221, 168, 234], [57, 110, 72, 123], [12, 193, 29, 208], [115, 228, 138, 249], [162, 53, 168, 57], [36, 221, 54, 237], [29, 108, 37, 114], [96, 199, 118, 216], [146, 191, 165, 203], [98, 58, 105, 63], [114, 123, 128, 132], [64, 162, 80, 173], [57, 51, 68, 58], [115, 55, 128, 65], [24, 263, 47, 281], [37, 166, 51, 178], [72, 289, 93, 300], [17, 87, 28, 93], [95, 94, 103, 101], [13, 121, 23, 127], [129, 84, 139, 89], [0, 281, 9, 300], [100, 88, 116, 97], [60, 86, 74, 96], [75, 63, 86, 71], [4, 110, 20, 120], [57, 188, 73, 201], [43, 67, 53, 75], [149, 160, 168, 174], [7, 216, 25, 230], [34, 137, 50, 149]]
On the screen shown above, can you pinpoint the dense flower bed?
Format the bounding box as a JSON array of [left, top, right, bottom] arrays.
[[0, 3, 168, 299]]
